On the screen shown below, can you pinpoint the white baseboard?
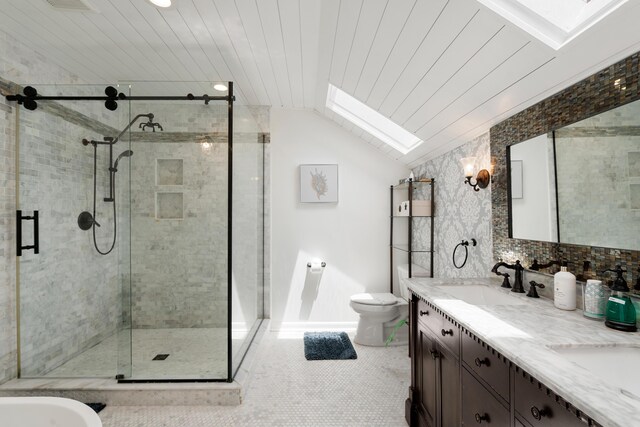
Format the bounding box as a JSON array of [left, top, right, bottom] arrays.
[[270, 321, 358, 332]]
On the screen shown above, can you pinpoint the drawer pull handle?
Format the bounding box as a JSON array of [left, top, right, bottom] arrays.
[[474, 357, 490, 367], [419, 310, 429, 316], [474, 413, 490, 424], [531, 406, 548, 420], [430, 350, 440, 359], [441, 328, 454, 336]]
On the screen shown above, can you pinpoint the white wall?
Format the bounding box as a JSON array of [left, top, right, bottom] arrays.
[[270, 108, 408, 331], [511, 134, 557, 242]]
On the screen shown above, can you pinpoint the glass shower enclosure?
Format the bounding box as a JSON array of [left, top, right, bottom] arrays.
[[13, 82, 264, 381]]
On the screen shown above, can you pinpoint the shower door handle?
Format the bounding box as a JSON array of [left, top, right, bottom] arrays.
[[17, 210, 39, 256]]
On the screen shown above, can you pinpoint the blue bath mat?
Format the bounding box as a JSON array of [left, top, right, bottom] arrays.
[[303, 332, 358, 360]]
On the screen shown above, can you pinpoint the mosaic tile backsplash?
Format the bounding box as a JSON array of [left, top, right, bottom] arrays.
[[491, 50, 640, 283]]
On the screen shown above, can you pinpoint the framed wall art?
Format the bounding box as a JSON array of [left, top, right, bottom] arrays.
[[300, 164, 338, 203]]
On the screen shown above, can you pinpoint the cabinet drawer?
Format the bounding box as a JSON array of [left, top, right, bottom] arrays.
[[438, 315, 460, 357], [416, 298, 441, 331], [416, 299, 459, 357], [462, 331, 509, 400], [514, 371, 585, 427], [462, 368, 510, 427]]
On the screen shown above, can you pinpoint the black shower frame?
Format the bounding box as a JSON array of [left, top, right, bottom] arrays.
[[7, 83, 237, 383]]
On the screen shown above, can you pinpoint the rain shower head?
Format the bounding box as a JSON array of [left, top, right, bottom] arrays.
[[139, 114, 163, 132], [113, 150, 133, 172]]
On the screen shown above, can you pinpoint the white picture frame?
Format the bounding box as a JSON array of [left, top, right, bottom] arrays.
[[510, 160, 523, 199], [300, 164, 338, 203]]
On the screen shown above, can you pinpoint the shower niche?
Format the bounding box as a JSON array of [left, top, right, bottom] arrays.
[[156, 158, 184, 220]]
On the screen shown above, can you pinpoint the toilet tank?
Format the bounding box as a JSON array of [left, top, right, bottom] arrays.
[[396, 265, 410, 300], [396, 264, 429, 300]]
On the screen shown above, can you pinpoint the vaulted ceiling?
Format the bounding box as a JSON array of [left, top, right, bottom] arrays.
[[2, 0, 640, 166]]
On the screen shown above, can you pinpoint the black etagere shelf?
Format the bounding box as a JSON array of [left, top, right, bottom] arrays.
[[390, 178, 434, 293]]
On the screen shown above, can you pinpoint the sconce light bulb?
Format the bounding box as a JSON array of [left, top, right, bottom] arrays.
[[460, 157, 476, 178]]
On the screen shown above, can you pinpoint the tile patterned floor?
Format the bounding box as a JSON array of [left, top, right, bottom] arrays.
[[45, 328, 243, 380], [99, 331, 410, 426]]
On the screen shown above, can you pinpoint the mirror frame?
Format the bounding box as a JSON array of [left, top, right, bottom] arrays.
[[490, 51, 640, 280], [506, 131, 560, 243]]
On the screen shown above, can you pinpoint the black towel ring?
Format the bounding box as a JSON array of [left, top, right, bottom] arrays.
[[452, 238, 477, 269]]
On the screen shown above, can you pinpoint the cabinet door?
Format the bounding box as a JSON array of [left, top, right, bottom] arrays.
[[417, 325, 438, 427], [462, 368, 509, 427], [439, 346, 460, 427]]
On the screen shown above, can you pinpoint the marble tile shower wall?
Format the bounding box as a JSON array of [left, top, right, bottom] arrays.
[[412, 133, 494, 278], [0, 28, 123, 384], [128, 102, 269, 329], [0, 94, 16, 384], [130, 140, 228, 328]]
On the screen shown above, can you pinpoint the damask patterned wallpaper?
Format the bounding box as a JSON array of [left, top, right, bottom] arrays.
[[412, 133, 494, 278]]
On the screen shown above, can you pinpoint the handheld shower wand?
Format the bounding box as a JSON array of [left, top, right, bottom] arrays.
[[112, 150, 133, 172]]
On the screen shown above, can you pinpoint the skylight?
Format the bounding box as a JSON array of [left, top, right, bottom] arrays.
[[325, 84, 423, 155], [477, 0, 628, 50]]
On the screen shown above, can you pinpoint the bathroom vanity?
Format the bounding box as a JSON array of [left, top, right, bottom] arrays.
[[404, 277, 640, 427]]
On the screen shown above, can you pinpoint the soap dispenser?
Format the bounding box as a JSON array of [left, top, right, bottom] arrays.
[[554, 262, 576, 310], [603, 265, 637, 332]]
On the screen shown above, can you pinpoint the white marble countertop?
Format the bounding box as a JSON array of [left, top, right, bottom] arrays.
[[404, 276, 640, 427]]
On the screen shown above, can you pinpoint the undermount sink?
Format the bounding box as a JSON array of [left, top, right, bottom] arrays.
[[434, 285, 525, 306], [549, 345, 640, 400]]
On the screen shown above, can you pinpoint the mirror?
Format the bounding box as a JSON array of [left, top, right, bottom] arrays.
[[508, 98, 640, 251]]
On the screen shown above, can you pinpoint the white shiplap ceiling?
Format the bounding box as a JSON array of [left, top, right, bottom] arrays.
[[2, 0, 640, 166]]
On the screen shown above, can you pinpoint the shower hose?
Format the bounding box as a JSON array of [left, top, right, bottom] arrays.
[[92, 144, 117, 255]]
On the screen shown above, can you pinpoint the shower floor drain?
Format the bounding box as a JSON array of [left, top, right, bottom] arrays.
[[152, 354, 170, 361]]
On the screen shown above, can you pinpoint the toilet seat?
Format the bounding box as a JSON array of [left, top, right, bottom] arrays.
[[350, 292, 399, 306], [349, 293, 407, 314]]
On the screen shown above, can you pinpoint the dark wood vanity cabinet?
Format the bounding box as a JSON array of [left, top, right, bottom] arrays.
[[412, 298, 460, 427], [407, 294, 600, 427]]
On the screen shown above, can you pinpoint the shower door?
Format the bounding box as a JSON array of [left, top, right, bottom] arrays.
[[16, 84, 132, 379], [123, 83, 230, 381]]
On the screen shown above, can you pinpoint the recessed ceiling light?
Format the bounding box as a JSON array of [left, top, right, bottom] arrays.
[[147, 0, 172, 8], [213, 84, 228, 92]]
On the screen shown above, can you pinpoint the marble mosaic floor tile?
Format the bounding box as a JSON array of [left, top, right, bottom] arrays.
[[99, 331, 410, 426]]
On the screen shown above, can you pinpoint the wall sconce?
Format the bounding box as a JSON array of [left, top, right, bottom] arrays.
[[199, 137, 212, 154], [460, 157, 490, 191]]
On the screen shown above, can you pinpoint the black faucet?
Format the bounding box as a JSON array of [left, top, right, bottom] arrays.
[[527, 281, 545, 298], [491, 262, 511, 288], [492, 261, 525, 293], [529, 259, 560, 271]]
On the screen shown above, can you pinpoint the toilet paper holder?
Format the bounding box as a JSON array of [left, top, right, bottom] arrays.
[[307, 261, 326, 268]]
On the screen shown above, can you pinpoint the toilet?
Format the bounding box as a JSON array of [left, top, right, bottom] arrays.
[[350, 279, 410, 346]]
